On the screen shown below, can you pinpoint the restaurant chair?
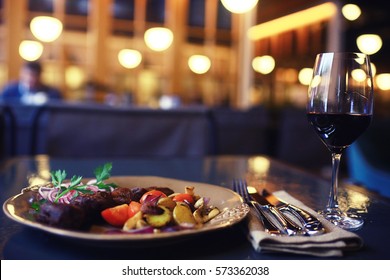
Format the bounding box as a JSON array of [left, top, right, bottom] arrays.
[[31, 103, 211, 158]]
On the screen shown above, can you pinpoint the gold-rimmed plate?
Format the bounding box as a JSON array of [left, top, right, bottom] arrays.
[[3, 176, 249, 246]]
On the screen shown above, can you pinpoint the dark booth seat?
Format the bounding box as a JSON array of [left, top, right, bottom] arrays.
[[347, 117, 390, 197], [0, 104, 16, 159], [4, 102, 341, 177], [209, 107, 270, 155], [274, 107, 330, 174], [31, 103, 211, 158]]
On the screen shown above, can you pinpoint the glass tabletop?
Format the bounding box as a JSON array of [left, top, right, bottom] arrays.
[[1, 155, 389, 260]]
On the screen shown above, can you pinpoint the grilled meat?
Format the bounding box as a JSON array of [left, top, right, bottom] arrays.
[[111, 187, 134, 204], [34, 186, 175, 229], [36, 202, 86, 229], [70, 191, 116, 223]]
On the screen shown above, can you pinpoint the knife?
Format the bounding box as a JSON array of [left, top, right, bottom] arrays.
[[248, 189, 305, 236], [262, 189, 325, 236]]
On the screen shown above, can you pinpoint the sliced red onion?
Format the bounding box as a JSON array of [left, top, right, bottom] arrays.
[[86, 185, 99, 192], [142, 194, 161, 205], [140, 203, 164, 215], [47, 189, 58, 202], [38, 187, 53, 200], [85, 179, 97, 185]]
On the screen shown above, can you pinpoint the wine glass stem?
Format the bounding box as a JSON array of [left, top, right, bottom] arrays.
[[328, 153, 342, 211]]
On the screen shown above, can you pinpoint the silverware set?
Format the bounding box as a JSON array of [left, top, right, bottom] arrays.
[[232, 179, 325, 236]]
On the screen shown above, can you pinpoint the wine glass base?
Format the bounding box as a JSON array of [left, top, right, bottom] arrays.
[[319, 209, 364, 231]]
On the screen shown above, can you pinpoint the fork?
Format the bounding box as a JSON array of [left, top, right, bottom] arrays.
[[233, 179, 281, 235], [233, 179, 306, 236]]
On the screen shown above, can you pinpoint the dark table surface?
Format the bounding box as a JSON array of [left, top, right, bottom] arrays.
[[1, 155, 389, 260]]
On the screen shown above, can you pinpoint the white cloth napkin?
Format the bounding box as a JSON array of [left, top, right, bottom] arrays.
[[246, 191, 363, 257]]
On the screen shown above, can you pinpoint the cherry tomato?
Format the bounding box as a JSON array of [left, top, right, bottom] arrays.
[[172, 193, 195, 205], [101, 204, 129, 227], [128, 201, 141, 218], [140, 190, 167, 204]]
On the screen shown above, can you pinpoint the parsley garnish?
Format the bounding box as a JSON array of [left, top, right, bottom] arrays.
[[50, 162, 116, 202], [94, 162, 117, 191]]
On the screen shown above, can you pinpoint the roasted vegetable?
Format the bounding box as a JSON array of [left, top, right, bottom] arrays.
[[173, 202, 197, 225], [34, 163, 221, 233], [145, 206, 172, 228], [101, 204, 129, 227]]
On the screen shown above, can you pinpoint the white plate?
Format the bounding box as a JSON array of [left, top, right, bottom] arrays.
[[3, 176, 249, 246]]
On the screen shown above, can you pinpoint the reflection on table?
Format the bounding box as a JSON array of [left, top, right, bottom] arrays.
[[1, 155, 390, 260]]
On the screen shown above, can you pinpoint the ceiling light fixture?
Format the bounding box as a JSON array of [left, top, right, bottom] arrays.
[[342, 4, 361, 21], [221, 0, 259, 14], [144, 27, 174, 52], [19, 40, 44, 61], [252, 55, 275, 74], [30, 16, 63, 42], [188, 55, 211, 74], [118, 49, 142, 69], [247, 2, 337, 40], [376, 74, 390, 91], [356, 34, 383, 55]]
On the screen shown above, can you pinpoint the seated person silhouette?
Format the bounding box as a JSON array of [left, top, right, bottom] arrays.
[[1, 61, 62, 105]]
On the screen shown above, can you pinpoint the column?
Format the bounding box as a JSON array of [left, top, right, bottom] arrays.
[[3, 0, 28, 80], [87, 0, 112, 102], [165, 0, 187, 96], [235, 8, 257, 109]]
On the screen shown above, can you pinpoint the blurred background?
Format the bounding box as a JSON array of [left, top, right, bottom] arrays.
[[1, 0, 390, 196], [0, 0, 389, 110]]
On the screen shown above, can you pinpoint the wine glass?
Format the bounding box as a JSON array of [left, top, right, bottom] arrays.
[[307, 52, 374, 231]]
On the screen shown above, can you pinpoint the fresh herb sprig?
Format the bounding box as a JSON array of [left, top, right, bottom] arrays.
[[50, 162, 116, 202], [94, 162, 117, 191]]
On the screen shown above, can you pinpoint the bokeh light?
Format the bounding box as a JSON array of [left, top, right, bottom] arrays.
[[19, 40, 44, 61], [30, 16, 63, 42], [144, 27, 174, 52], [188, 55, 211, 74]]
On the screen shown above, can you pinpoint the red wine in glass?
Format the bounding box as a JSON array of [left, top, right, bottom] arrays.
[[307, 113, 372, 154], [307, 52, 374, 231]]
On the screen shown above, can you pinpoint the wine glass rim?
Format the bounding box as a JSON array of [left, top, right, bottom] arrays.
[[316, 52, 369, 57]]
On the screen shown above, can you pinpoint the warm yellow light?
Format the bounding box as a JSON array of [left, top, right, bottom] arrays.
[[342, 4, 361, 21], [354, 54, 366, 65], [221, 0, 259, 14], [118, 49, 142, 69], [309, 75, 322, 90], [252, 55, 275, 74], [144, 27, 174, 52], [248, 156, 270, 174], [351, 69, 367, 82], [30, 16, 63, 42], [356, 34, 383, 55], [276, 68, 298, 83], [371, 63, 377, 77], [298, 68, 314, 86], [65, 66, 85, 89], [284, 68, 298, 83], [248, 2, 337, 40], [376, 74, 390, 91], [19, 40, 44, 61], [246, 186, 257, 194], [188, 55, 211, 74]]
